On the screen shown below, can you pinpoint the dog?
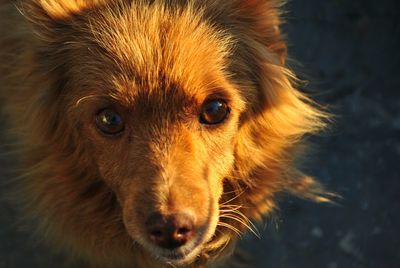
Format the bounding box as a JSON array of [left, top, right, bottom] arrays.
[[0, 0, 331, 267]]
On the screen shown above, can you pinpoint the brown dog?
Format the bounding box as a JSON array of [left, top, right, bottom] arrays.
[[0, 0, 331, 267]]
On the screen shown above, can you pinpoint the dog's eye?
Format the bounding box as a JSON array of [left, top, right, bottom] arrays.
[[200, 100, 230, 125], [95, 109, 124, 135]]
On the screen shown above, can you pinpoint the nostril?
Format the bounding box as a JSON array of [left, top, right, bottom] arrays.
[[149, 229, 163, 238], [146, 213, 165, 238], [177, 227, 190, 236], [172, 226, 193, 244], [145, 212, 196, 250]]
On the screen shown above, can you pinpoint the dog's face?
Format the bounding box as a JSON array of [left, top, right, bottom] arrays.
[[73, 6, 245, 263], [20, 0, 326, 266], [41, 2, 247, 264]]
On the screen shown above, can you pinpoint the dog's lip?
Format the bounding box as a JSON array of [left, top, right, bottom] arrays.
[[159, 251, 186, 261], [153, 240, 202, 262], [157, 247, 202, 266], [145, 233, 207, 265]]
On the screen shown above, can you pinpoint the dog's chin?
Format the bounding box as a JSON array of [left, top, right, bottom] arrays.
[[156, 244, 204, 266]]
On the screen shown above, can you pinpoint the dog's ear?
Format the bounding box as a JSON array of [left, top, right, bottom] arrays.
[[234, 0, 287, 64], [21, 0, 107, 22], [230, 60, 330, 219], [18, 0, 109, 72], [223, 1, 332, 219]]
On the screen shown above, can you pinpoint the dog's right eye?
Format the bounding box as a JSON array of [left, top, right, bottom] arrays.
[[199, 99, 230, 125], [95, 109, 125, 136]]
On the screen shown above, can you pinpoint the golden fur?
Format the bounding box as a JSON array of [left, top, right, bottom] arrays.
[[0, 0, 331, 267]]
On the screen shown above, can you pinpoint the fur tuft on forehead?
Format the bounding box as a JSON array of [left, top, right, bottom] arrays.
[[89, 3, 234, 94]]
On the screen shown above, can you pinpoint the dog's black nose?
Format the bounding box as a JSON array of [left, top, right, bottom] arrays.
[[146, 212, 195, 250]]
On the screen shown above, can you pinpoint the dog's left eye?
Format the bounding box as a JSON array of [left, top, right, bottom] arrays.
[[199, 100, 230, 125], [95, 109, 125, 136]]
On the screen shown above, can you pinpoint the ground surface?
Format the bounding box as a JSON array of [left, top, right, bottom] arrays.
[[1, 0, 399, 267]]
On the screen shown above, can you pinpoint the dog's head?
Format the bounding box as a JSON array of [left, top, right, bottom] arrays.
[[21, 0, 328, 266]]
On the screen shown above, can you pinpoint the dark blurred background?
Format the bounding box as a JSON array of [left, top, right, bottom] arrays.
[[240, 0, 400, 267], [1, 0, 399, 267]]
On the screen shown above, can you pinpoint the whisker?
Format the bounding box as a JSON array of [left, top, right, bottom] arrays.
[[220, 214, 260, 238], [219, 204, 243, 213], [225, 209, 260, 236], [220, 187, 247, 205], [215, 236, 231, 256], [217, 222, 242, 237], [220, 203, 261, 238], [166, 262, 178, 268]]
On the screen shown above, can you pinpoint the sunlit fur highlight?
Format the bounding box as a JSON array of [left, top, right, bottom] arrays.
[[0, 0, 332, 267]]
